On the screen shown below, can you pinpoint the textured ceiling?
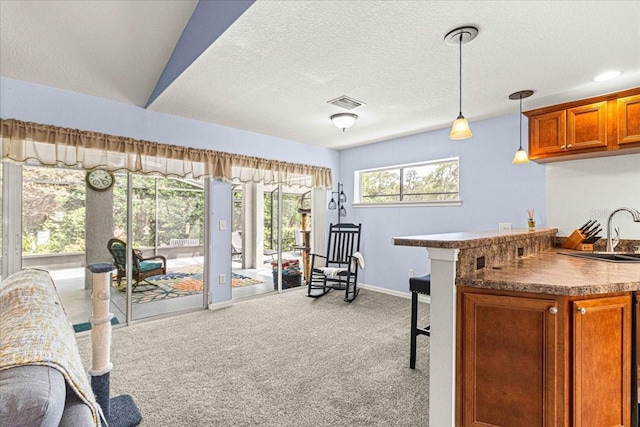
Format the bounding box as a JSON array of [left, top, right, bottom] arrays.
[[1, 0, 639, 150]]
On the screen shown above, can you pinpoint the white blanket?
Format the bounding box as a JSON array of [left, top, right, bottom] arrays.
[[317, 252, 365, 278]]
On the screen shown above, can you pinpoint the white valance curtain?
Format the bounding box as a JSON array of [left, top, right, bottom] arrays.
[[0, 119, 332, 189]]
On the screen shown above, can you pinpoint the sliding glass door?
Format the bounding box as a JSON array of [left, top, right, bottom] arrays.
[[117, 174, 207, 321], [231, 182, 310, 300], [1, 162, 208, 329]]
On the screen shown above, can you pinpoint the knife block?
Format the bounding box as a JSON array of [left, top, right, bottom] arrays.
[[561, 229, 593, 251]]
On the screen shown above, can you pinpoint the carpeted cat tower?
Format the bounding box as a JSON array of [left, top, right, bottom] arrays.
[[87, 263, 142, 427]]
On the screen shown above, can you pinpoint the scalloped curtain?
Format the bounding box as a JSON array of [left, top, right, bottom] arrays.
[[0, 119, 332, 189]]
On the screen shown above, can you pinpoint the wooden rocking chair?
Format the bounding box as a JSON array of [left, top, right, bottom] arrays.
[[308, 223, 362, 302]]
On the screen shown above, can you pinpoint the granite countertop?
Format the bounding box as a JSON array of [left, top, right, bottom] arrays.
[[457, 249, 640, 296], [393, 228, 558, 249]]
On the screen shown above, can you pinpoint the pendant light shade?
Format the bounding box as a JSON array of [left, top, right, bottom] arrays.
[[449, 114, 473, 140], [509, 90, 534, 165], [512, 148, 530, 164], [445, 26, 478, 141]]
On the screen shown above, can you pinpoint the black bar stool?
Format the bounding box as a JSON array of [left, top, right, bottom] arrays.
[[410, 274, 431, 369]]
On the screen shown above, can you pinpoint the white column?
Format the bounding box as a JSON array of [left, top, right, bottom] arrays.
[[88, 267, 114, 376], [426, 247, 459, 427]]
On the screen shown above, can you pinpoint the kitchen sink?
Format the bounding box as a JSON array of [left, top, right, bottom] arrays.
[[560, 252, 640, 263]]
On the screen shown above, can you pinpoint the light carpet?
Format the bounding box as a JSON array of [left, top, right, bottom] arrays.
[[76, 289, 430, 426]]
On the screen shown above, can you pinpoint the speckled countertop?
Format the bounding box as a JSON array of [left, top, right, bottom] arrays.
[[457, 249, 640, 296], [393, 228, 558, 249]]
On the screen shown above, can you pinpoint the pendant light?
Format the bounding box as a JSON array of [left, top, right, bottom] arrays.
[[445, 26, 478, 140], [509, 90, 534, 164]]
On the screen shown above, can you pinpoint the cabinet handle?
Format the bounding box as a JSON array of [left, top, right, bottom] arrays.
[[560, 145, 566, 150], [549, 307, 558, 314], [578, 307, 587, 315], [567, 144, 573, 149]]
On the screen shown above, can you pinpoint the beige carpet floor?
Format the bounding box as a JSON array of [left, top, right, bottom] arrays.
[[76, 288, 430, 426]]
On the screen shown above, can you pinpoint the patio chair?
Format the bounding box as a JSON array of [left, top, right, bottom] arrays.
[[107, 238, 167, 290], [308, 223, 362, 302], [231, 231, 243, 259], [232, 230, 277, 262]]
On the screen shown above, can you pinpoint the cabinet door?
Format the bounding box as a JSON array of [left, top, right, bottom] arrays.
[[567, 101, 608, 150], [574, 296, 631, 427], [461, 293, 559, 427], [529, 110, 567, 158], [617, 94, 640, 147]]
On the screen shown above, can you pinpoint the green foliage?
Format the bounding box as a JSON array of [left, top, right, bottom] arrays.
[[22, 167, 205, 255], [22, 167, 86, 254], [263, 192, 305, 250], [361, 159, 459, 203]]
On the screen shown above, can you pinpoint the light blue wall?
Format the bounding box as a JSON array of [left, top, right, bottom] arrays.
[[0, 77, 338, 165], [0, 76, 548, 297], [0, 77, 339, 304], [338, 114, 546, 293]]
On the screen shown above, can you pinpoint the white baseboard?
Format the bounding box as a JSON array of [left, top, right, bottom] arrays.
[[359, 282, 431, 304], [207, 300, 233, 311]]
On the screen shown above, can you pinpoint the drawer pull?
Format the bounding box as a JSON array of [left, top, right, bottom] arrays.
[[549, 307, 558, 314]]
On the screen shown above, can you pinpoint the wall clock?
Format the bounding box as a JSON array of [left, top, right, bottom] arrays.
[[85, 169, 114, 192]]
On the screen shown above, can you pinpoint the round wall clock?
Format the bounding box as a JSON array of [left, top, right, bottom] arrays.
[[85, 169, 114, 192]]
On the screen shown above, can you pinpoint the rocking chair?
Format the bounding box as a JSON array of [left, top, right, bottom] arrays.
[[308, 223, 362, 302], [107, 238, 167, 290]]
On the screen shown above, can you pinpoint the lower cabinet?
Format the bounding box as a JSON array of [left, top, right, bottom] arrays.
[[457, 288, 632, 427]]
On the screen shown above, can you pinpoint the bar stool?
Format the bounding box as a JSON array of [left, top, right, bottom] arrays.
[[410, 274, 431, 369]]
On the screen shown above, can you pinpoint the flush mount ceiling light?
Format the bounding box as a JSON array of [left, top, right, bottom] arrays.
[[509, 90, 534, 165], [445, 25, 478, 140], [593, 70, 622, 82], [331, 113, 358, 132]]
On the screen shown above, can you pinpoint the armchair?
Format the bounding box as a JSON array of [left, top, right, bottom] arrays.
[[107, 238, 166, 290]]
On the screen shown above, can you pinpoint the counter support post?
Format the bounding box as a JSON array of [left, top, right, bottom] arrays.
[[425, 247, 459, 427]]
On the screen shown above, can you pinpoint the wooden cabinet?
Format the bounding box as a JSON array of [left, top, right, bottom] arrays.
[[458, 287, 632, 426], [573, 296, 631, 427], [529, 110, 567, 157], [525, 88, 640, 162], [459, 292, 559, 426], [617, 94, 640, 147]]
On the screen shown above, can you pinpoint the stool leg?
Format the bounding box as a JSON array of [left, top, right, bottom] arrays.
[[410, 291, 418, 369]]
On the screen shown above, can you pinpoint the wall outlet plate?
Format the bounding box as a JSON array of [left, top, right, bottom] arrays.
[[499, 222, 512, 230]]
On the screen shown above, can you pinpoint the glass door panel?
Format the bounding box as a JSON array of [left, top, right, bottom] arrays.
[[127, 175, 206, 320], [21, 166, 94, 328]]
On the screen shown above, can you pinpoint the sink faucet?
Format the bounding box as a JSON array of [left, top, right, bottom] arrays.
[[605, 207, 640, 252]]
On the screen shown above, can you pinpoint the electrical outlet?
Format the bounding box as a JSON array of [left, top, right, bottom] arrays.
[[219, 274, 226, 285], [499, 222, 512, 230], [408, 269, 414, 278]]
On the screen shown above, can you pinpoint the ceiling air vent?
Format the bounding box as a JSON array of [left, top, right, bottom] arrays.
[[327, 95, 366, 111]]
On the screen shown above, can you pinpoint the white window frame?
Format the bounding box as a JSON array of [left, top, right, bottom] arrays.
[[353, 157, 461, 208]]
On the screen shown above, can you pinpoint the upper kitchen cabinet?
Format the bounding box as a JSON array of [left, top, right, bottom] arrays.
[[617, 94, 640, 147], [525, 88, 640, 162]]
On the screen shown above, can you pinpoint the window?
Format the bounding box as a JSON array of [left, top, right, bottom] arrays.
[[356, 157, 460, 205]]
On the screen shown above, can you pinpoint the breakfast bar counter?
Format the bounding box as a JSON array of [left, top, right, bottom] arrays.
[[393, 228, 640, 426]]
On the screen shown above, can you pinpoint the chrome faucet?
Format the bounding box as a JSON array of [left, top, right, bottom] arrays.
[[605, 207, 640, 252]]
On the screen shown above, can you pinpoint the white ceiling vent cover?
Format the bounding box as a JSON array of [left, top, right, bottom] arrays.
[[327, 95, 366, 110]]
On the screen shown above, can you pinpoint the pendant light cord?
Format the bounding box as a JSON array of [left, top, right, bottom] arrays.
[[519, 96, 523, 150], [458, 32, 463, 115]]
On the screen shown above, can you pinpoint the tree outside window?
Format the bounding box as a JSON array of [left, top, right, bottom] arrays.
[[359, 158, 459, 204]]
